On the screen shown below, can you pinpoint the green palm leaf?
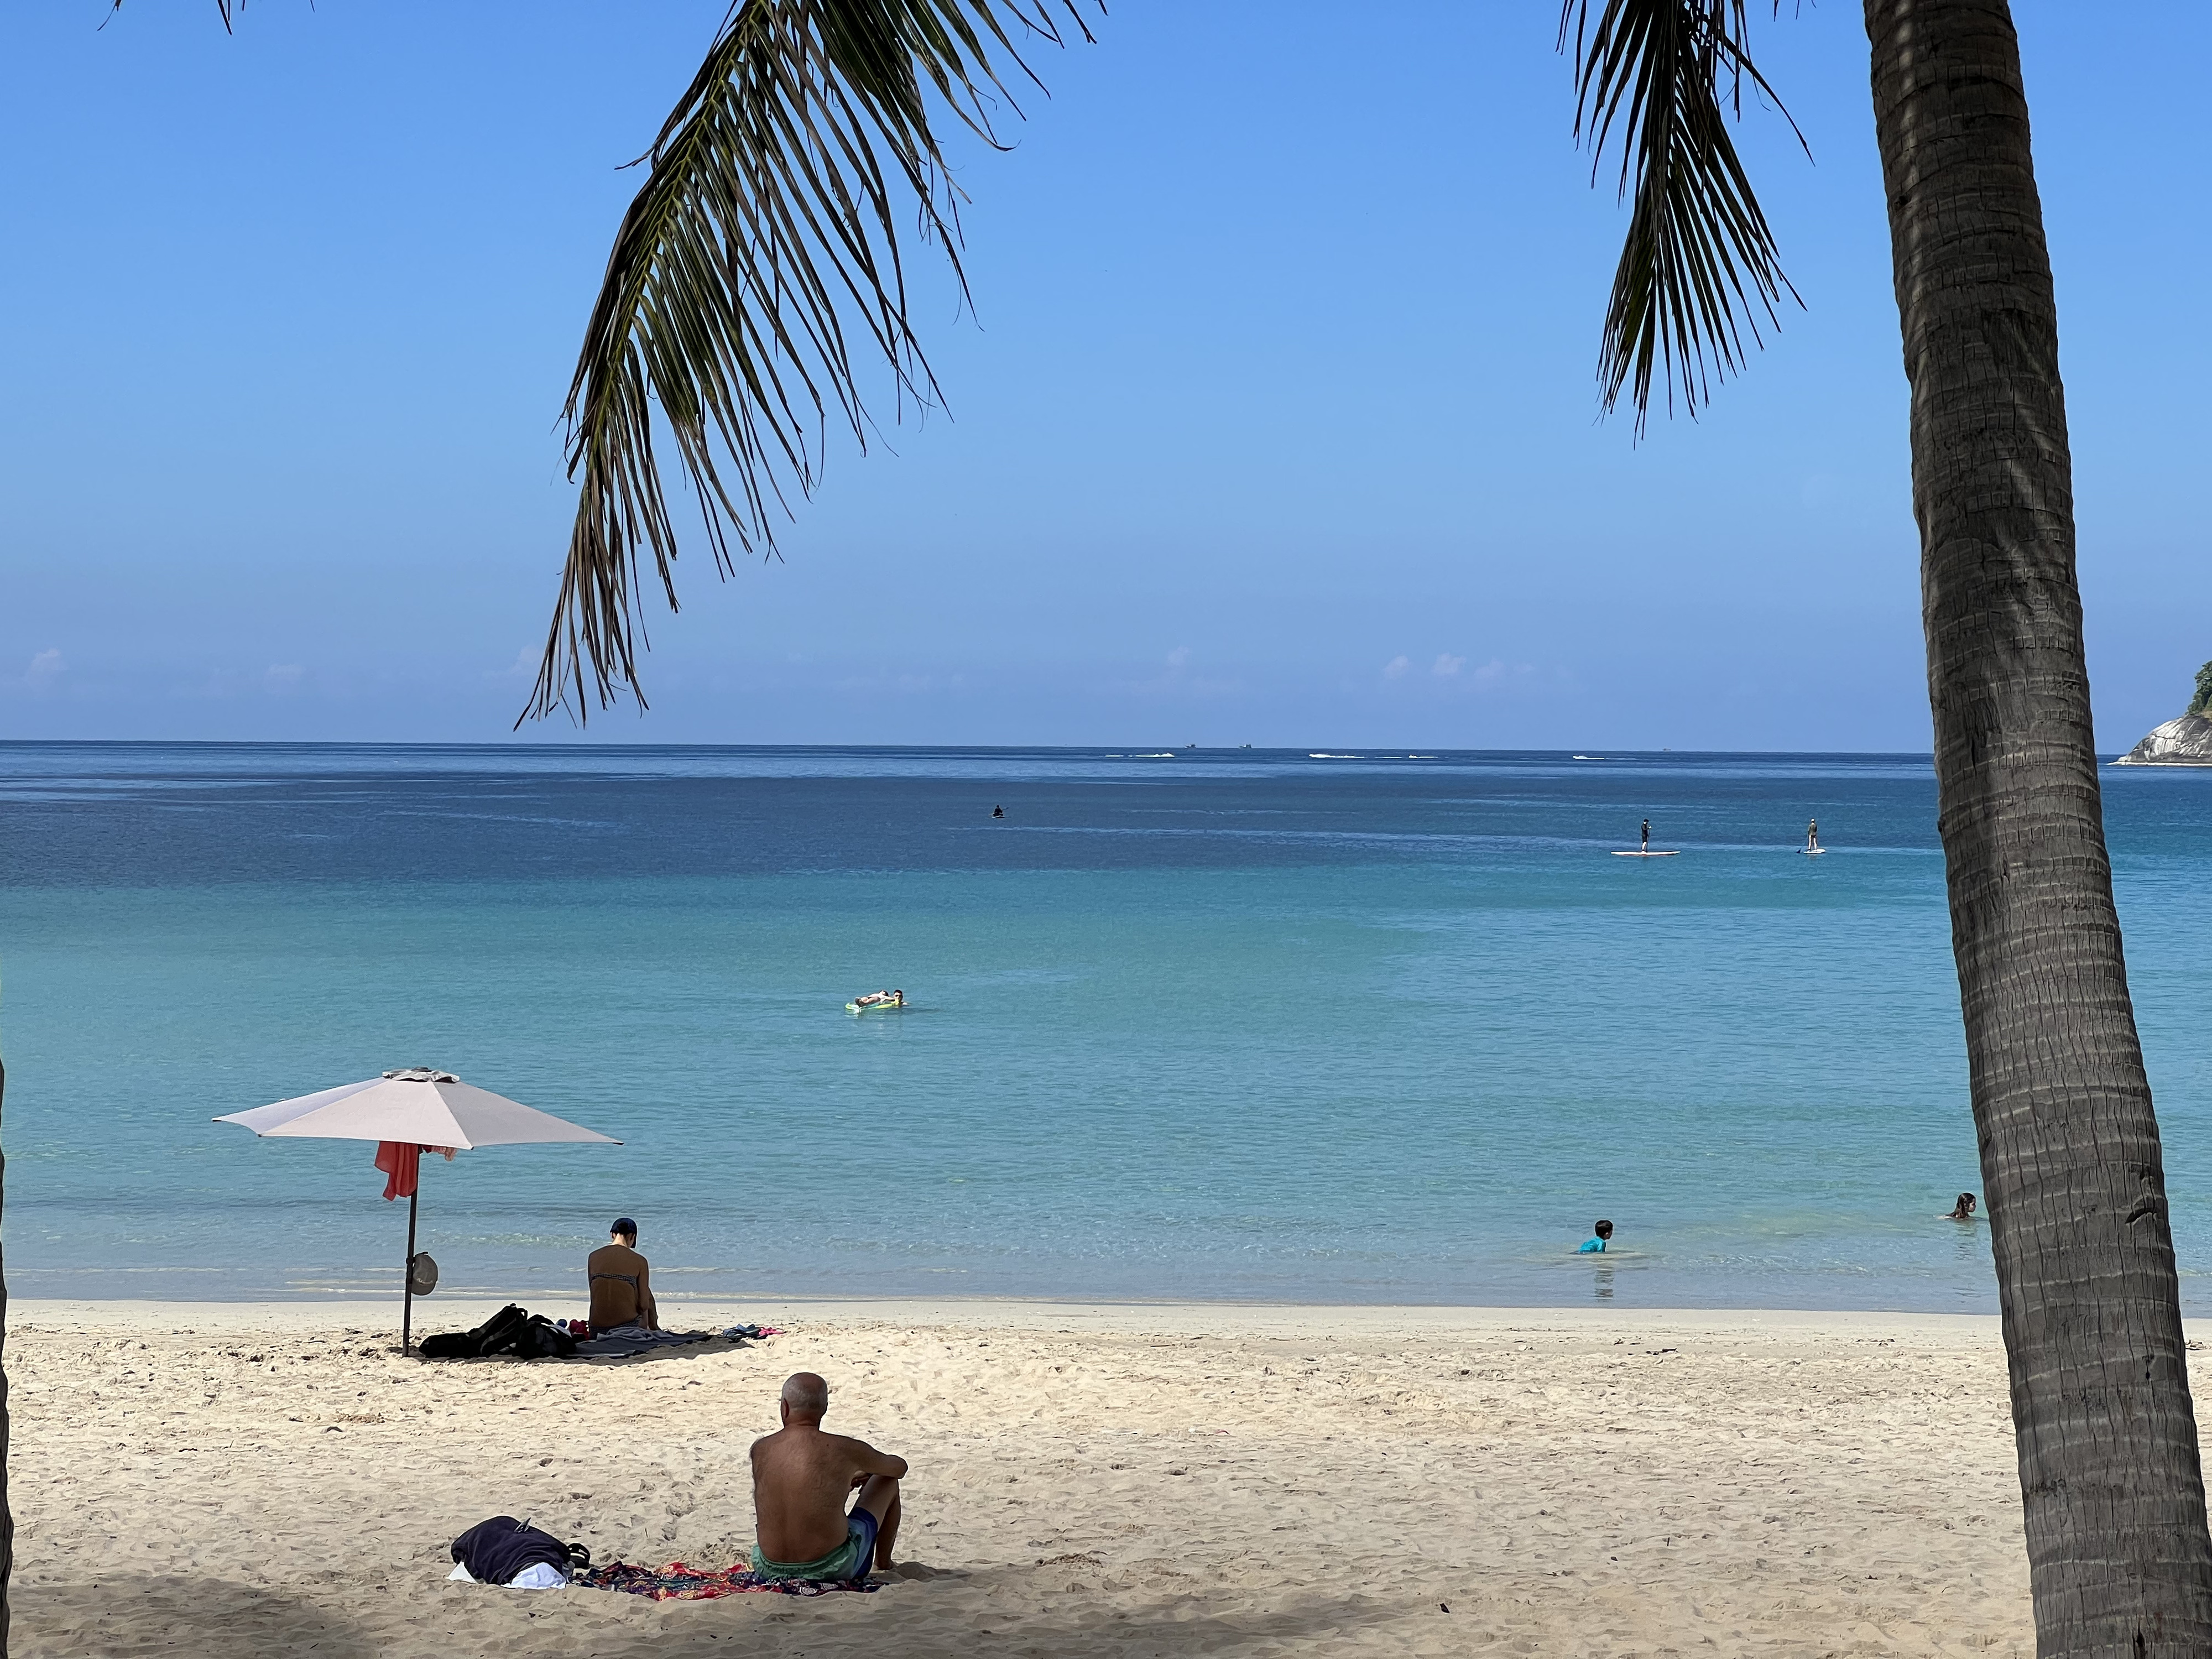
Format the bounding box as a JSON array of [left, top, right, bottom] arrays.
[[529, 0, 1088, 721], [1561, 1, 1804, 431]]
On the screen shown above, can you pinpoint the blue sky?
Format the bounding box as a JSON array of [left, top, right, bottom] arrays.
[[1, 1, 2205, 749]]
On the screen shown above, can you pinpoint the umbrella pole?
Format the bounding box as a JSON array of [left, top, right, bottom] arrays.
[[403, 1184, 418, 1354]]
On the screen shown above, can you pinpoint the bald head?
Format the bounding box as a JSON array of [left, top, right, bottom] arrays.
[[780, 1371, 830, 1423]]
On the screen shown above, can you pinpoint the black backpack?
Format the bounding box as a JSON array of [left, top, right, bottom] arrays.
[[451, 1514, 591, 1584], [419, 1303, 530, 1361], [510, 1314, 578, 1360]]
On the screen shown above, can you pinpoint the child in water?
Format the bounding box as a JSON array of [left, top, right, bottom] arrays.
[[1577, 1219, 1615, 1254]]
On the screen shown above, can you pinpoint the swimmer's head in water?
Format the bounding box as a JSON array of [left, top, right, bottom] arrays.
[[1952, 1192, 1977, 1218], [1594, 1219, 1614, 1240]]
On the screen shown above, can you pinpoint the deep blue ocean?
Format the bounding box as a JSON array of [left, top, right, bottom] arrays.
[[3, 743, 2208, 1312]]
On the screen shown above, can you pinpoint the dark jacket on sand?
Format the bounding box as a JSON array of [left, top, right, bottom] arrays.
[[587, 1242, 659, 1331]]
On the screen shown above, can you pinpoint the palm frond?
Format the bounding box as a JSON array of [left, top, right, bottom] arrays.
[[1560, 0, 1804, 432], [103, 1, 237, 30], [530, 0, 1091, 723]]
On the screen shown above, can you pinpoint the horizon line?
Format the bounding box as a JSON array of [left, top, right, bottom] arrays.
[[0, 737, 1964, 759]]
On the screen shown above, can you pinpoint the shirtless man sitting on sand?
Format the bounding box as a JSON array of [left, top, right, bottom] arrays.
[[750, 1372, 907, 1583]]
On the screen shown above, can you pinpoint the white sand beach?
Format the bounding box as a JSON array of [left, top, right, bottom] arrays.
[[8, 1297, 2039, 1657]]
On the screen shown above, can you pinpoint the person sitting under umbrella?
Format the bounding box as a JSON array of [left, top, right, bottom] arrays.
[[588, 1216, 660, 1332]]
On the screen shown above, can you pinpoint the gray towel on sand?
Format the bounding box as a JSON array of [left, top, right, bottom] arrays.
[[572, 1325, 717, 1358]]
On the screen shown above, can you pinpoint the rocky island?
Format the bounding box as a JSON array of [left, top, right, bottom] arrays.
[[2115, 661, 2212, 765]]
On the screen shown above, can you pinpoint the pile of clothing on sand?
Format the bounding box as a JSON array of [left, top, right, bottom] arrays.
[[417, 1304, 775, 1361], [449, 1515, 877, 1599]]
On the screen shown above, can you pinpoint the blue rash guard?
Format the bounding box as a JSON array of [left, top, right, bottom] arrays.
[[1577, 1237, 1607, 1253]]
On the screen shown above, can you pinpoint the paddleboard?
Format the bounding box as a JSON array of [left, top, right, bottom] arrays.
[[1613, 850, 1679, 857], [1801, 847, 1826, 856]]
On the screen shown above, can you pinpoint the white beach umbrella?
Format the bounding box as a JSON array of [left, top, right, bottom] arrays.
[[220, 1070, 620, 1150], [215, 1067, 620, 1351]]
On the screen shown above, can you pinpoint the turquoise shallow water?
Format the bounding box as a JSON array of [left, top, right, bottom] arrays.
[[2, 742, 2208, 1311]]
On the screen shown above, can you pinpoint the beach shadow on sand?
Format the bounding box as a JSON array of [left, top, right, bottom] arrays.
[[17, 1569, 1408, 1658], [581, 1579, 1410, 1658], [15, 1577, 378, 1659]]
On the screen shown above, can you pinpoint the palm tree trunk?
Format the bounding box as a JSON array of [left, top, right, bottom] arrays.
[[1863, 2, 2212, 1651]]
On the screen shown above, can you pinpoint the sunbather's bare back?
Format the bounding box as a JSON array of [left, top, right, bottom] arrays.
[[752, 1373, 908, 1567]]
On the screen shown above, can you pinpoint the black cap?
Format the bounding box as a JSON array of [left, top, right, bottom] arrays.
[[612, 1217, 638, 1236]]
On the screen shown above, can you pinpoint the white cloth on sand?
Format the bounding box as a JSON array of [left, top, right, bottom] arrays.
[[448, 1561, 568, 1590]]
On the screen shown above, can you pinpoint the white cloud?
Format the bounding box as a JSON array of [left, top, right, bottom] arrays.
[[1383, 655, 1410, 679], [1432, 653, 1465, 678], [1119, 644, 1244, 701], [25, 649, 62, 692], [265, 663, 305, 694]]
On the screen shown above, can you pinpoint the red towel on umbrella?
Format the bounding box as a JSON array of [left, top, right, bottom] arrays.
[[373, 1141, 456, 1200], [374, 1141, 419, 1200]]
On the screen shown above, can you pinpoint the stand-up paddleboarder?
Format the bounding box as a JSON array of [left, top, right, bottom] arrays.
[[1640, 818, 1650, 853], [1807, 817, 1820, 852]]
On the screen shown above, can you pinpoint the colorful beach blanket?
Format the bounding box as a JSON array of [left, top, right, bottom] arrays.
[[576, 1560, 878, 1599]]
